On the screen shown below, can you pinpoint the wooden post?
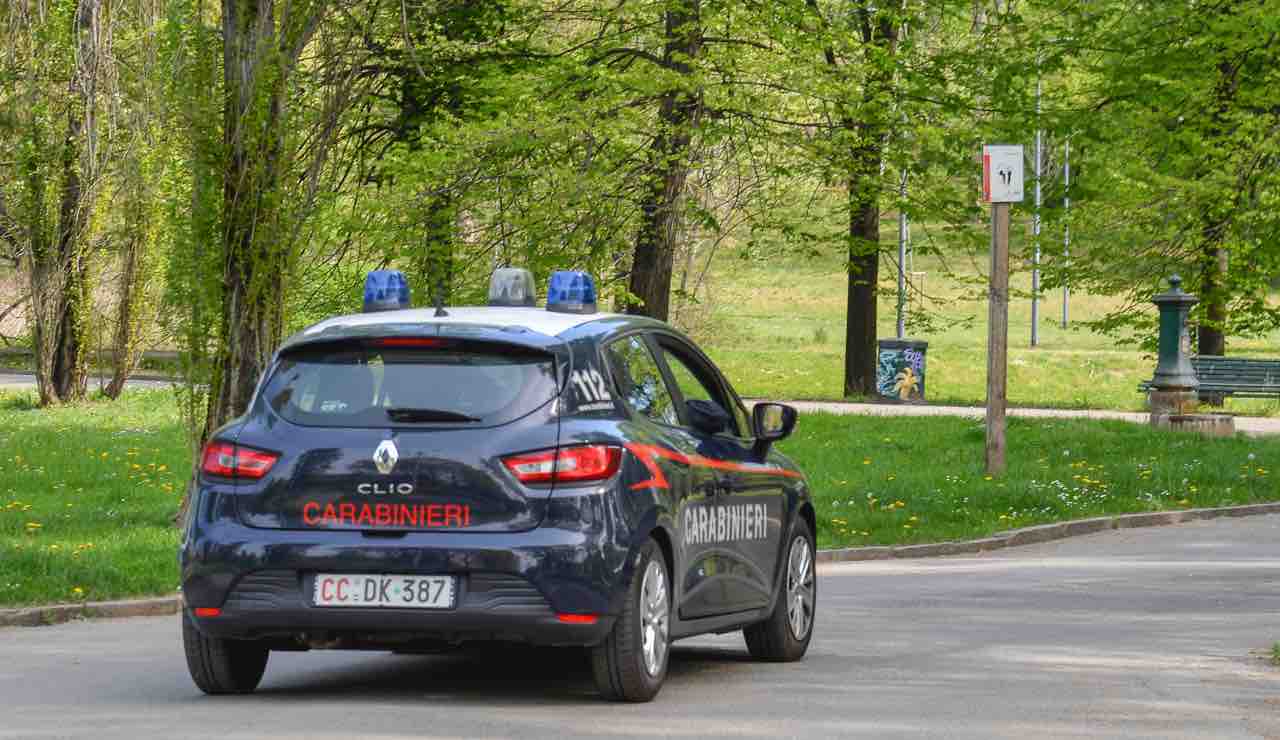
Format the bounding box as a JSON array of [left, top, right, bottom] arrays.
[[986, 203, 1010, 475]]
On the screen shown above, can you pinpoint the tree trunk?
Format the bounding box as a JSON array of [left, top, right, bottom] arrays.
[[627, 0, 701, 322], [106, 222, 157, 399], [1198, 243, 1227, 356], [841, 14, 899, 398], [202, 0, 293, 439], [1195, 55, 1238, 359], [844, 169, 883, 397], [418, 197, 456, 308], [29, 0, 102, 406]]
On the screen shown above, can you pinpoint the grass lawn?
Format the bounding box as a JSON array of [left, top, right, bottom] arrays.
[[1, 390, 1276, 607], [690, 234, 1280, 416], [0, 389, 189, 608], [781, 412, 1279, 550]]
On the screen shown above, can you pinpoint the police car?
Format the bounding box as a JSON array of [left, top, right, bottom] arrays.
[[180, 268, 815, 702]]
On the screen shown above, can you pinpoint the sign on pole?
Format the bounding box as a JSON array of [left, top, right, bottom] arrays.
[[982, 145, 1025, 204], [982, 145, 1023, 475]]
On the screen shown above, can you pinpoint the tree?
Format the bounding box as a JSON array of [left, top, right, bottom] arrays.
[[625, 0, 704, 322], [1037, 0, 1280, 350], [201, 0, 333, 439], [106, 0, 168, 399], [2, 0, 111, 405]]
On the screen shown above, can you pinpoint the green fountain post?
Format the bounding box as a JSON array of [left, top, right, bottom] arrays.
[[1148, 275, 1199, 415]]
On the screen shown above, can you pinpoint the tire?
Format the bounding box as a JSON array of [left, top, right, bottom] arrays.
[[591, 538, 670, 702], [182, 610, 270, 695], [744, 517, 816, 662]]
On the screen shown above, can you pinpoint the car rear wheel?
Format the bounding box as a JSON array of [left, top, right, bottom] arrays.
[[590, 537, 670, 702], [744, 518, 816, 662], [182, 610, 270, 695]]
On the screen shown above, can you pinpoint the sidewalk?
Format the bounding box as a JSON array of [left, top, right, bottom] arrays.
[[773, 399, 1280, 436]]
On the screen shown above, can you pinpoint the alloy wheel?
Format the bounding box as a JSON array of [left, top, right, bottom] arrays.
[[786, 535, 815, 641], [639, 560, 669, 676]]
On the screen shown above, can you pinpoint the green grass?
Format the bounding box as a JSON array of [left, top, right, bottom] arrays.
[[2, 390, 1277, 607], [778, 412, 1280, 550], [1272, 643, 1280, 666], [0, 389, 189, 607], [690, 238, 1280, 415]]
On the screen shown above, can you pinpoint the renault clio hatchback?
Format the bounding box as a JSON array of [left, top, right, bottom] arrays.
[[180, 269, 815, 702]]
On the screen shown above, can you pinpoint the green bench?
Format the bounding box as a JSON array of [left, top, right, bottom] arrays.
[[1141, 355, 1280, 402]]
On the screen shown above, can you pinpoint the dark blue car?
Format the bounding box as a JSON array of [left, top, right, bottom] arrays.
[[180, 270, 815, 702]]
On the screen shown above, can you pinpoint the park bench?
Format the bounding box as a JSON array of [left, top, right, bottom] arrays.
[[1140, 355, 1280, 402]]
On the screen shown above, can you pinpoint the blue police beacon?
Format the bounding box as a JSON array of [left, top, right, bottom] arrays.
[[546, 270, 598, 314], [488, 268, 538, 307], [363, 270, 411, 313]]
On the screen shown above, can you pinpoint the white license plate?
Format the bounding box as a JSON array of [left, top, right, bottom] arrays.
[[312, 574, 456, 609]]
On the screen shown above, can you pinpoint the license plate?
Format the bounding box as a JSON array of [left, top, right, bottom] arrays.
[[312, 574, 456, 609]]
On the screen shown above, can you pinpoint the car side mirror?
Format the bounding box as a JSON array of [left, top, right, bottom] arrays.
[[752, 402, 797, 455], [686, 399, 731, 436]]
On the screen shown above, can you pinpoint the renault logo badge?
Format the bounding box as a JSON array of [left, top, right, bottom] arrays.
[[373, 439, 399, 475]]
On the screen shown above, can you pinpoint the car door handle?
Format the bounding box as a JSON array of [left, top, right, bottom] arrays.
[[714, 476, 733, 496]]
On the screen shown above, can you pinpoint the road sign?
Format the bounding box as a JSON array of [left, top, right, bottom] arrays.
[[982, 145, 1024, 203]]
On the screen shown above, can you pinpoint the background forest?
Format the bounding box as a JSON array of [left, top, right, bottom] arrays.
[[2, 0, 1280, 445]]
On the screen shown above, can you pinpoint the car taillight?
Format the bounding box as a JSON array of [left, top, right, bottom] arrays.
[[502, 445, 622, 485], [200, 441, 279, 479]]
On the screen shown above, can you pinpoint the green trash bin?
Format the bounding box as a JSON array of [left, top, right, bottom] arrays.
[[876, 339, 928, 402]]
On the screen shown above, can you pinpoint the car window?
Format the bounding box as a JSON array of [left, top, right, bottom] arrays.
[[658, 341, 744, 437], [264, 342, 558, 427], [604, 335, 679, 426]]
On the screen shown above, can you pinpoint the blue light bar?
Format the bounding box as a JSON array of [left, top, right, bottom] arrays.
[[363, 270, 410, 313], [488, 267, 537, 307], [546, 271, 598, 314]]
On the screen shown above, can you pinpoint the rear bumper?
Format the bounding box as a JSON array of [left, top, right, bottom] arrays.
[[187, 570, 615, 646], [180, 494, 630, 647]]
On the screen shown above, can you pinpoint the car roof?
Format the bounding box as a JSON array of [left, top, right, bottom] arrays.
[[305, 306, 616, 335], [281, 306, 663, 353]]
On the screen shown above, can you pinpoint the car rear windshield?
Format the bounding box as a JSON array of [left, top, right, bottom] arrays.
[[263, 341, 560, 428]]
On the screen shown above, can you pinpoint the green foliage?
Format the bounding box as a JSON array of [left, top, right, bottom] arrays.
[[3, 0, 1279, 430]]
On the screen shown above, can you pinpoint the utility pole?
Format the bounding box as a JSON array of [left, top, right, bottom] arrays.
[[1062, 139, 1071, 328], [896, 168, 908, 339], [987, 202, 1011, 474], [894, 15, 910, 341], [1031, 71, 1043, 347], [982, 145, 1023, 475]]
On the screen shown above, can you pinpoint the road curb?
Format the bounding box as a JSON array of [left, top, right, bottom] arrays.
[[0, 595, 180, 628], [815, 502, 1280, 564], [6, 503, 1279, 627]]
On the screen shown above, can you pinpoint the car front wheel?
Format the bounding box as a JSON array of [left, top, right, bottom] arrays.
[[744, 518, 816, 661], [591, 537, 670, 702], [182, 610, 270, 695]]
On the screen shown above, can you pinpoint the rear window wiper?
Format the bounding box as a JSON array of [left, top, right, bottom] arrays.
[[385, 407, 481, 423]]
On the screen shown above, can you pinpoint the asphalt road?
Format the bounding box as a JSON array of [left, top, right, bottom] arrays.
[[4, 516, 1279, 739], [0, 372, 172, 391]]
